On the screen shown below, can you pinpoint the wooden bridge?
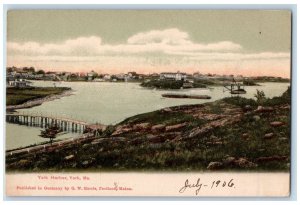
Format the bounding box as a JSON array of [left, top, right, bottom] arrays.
[[6, 113, 89, 133]]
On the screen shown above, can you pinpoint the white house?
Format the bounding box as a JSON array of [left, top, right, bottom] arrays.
[[8, 79, 32, 88], [103, 74, 111, 81], [160, 71, 187, 81], [87, 71, 97, 81]]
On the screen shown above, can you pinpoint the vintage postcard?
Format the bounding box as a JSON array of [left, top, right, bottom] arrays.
[[5, 9, 291, 197]]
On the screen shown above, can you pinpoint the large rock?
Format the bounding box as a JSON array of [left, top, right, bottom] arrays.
[[234, 158, 257, 168], [18, 159, 31, 167], [244, 105, 253, 111], [223, 156, 236, 166], [165, 123, 187, 132], [242, 133, 250, 140], [264, 132, 274, 139], [253, 115, 261, 121], [64, 154, 75, 161], [279, 137, 288, 142], [81, 158, 95, 168], [255, 106, 274, 113], [270, 121, 285, 127], [146, 134, 165, 143], [207, 161, 223, 170], [210, 135, 219, 141], [133, 123, 151, 131], [91, 138, 108, 145], [280, 104, 290, 110], [82, 160, 90, 167], [82, 144, 89, 149], [202, 114, 223, 121], [162, 107, 172, 112], [111, 125, 132, 136], [151, 124, 166, 132]]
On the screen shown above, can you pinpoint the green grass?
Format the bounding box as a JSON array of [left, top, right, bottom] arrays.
[[141, 79, 222, 89], [141, 79, 184, 89], [121, 109, 193, 125], [6, 87, 71, 106]]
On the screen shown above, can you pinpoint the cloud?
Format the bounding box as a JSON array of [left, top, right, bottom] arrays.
[[7, 28, 242, 57], [127, 28, 191, 45], [8, 36, 102, 56], [175, 52, 290, 61]]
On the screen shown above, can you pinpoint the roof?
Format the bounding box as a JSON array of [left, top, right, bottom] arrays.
[[160, 72, 186, 75]]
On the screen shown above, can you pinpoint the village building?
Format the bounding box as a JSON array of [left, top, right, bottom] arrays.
[[87, 71, 98, 81], [7, 78, 32, 88], [103, 74, 111, 81], [160, 71, 187, 81]]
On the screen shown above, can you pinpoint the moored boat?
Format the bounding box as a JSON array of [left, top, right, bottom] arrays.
[[230, 89, 247, 94], [162, 93, 211, 99]]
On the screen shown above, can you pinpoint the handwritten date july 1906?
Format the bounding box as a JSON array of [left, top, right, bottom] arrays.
[[179, 178, 235, 195]]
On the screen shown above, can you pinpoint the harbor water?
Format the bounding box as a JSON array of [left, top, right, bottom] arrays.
[[6, 81, 290, 150]]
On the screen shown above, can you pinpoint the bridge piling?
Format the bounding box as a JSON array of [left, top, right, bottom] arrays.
[[6, 114, 88, 134]]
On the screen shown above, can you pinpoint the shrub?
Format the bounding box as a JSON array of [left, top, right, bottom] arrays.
[[254, 89, 267, 104]]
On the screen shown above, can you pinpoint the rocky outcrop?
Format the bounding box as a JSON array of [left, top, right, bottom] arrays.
[[242, 133, 250, 140], [207, 162, 223, 170], [223, 156, 236, 166], [162, 107, 172, 113], [198, 114, 225, 121], [207, 157, 257, 170], [243, 105, 253, 112], [255, 106, 274, 113], [264, 132, 274, 139], [234, 158, 257, 168], [165, 123, 187, 132], [133, 123, 151, 131], [64, 155, 75, 161], [270, 121, 285, 127], [151, 124, 166, 132], [111, 125, 132, 136], [185, 114, 242, 140], [253, 115, 261, 121], [280, 104, 290, 110]]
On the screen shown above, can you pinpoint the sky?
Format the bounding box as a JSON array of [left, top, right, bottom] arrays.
[[7, 10, 291, 77]]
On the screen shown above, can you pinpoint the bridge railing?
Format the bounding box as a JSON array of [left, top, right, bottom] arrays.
[[6, 113, 88, 134]]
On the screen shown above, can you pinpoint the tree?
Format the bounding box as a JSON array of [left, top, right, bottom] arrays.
[[254, 89, 266, 104], [23, 67, 35, 73], [7, 67, 13, 72], [39, 123, 62, 145], [36, 70, 45, 75]]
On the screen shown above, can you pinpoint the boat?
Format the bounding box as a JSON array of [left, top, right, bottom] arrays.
[[230, 89, 247, 94], [162, 93, 211, 99], [223, 78, 247, 95]]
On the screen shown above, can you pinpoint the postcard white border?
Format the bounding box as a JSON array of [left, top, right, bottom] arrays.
[[1, 1, 298, 203]]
